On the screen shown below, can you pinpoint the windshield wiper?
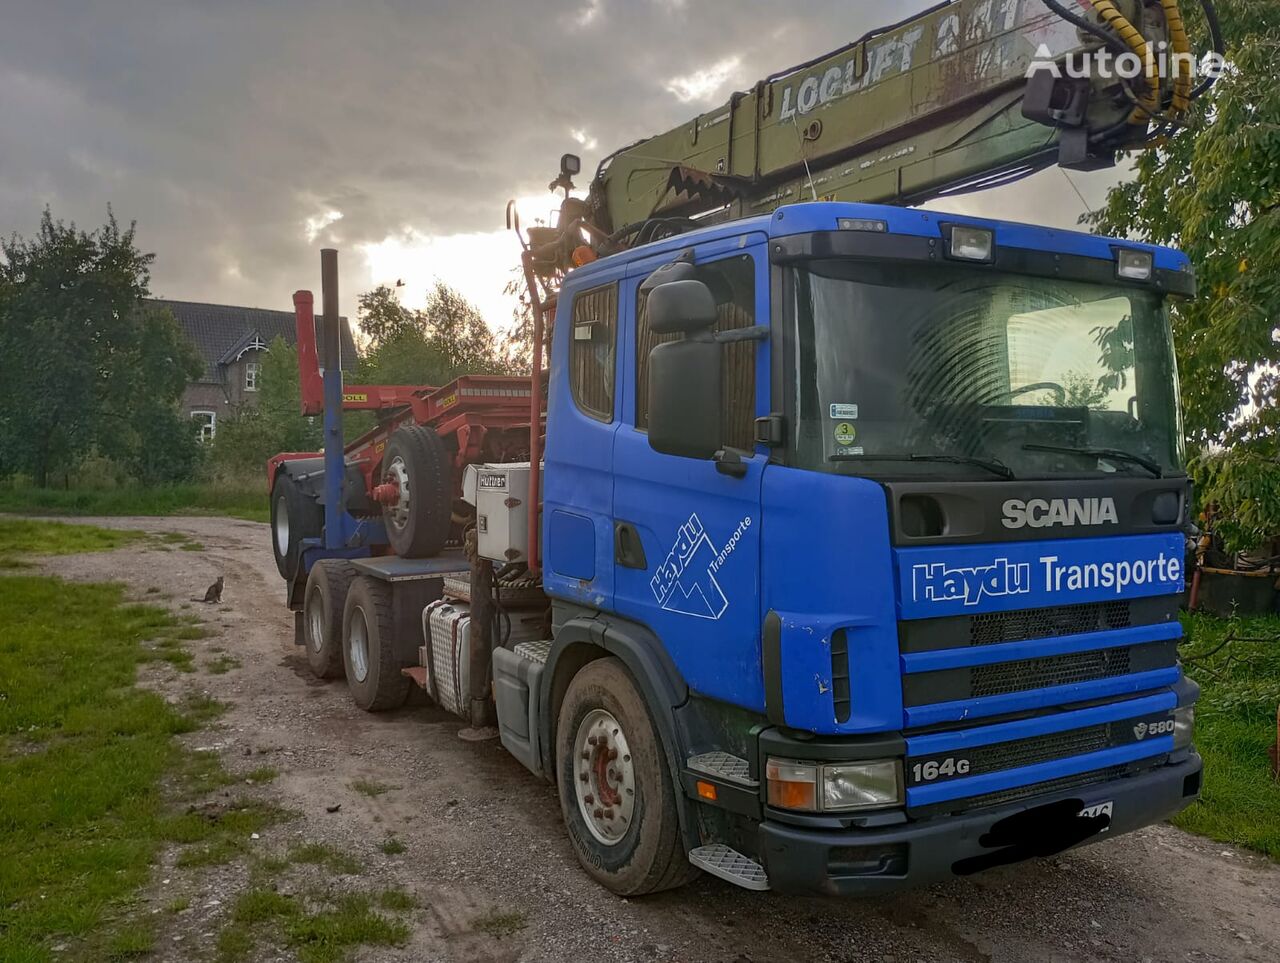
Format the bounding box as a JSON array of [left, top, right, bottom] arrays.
[[828, 452, 1015, 480], [1022, 443, 1163, 478]]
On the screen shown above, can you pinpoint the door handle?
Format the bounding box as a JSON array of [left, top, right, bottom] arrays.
[[614, 521, 648, 570], [714, 448, 749, 478]]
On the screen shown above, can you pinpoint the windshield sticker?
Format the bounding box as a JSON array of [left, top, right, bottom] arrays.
[[650, 513, 751, 620], [833, 422, 857, 446], [829, 403, 859, 420], [836, 445, 865, 457]]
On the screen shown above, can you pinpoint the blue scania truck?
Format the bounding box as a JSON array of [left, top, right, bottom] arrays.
[[270, 0, 1218, 896]]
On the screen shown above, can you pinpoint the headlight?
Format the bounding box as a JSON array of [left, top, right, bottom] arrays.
[[766, 757, 902, 813], [1173, 706, 1195, 750]]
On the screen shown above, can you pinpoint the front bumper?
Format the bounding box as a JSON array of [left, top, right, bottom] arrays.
[[758, 752, 1202, 896]]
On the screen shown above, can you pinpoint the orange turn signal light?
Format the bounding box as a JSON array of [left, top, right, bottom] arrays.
[[695, 780, 718, 802], [571, 245, 598, 267]]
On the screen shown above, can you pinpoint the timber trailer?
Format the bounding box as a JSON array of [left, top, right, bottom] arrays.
[[268, 0, 1221, 895]]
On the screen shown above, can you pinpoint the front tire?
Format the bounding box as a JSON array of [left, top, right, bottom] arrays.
[[303, 559, 355, 679], [341, 576, 413, 712], [555, 658, 694, 896]]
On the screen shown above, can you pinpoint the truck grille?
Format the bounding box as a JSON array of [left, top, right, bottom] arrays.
[[971, 647, 1132, 698], [902, 639, 1177, 707], [912, 765, 1135, 817], [965, 723, 1111, 775], [969, 600, 1131, 646], [898, 596, 1178, 654]]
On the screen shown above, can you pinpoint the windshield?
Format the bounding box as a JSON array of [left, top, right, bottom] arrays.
[[788, 259, 1184, 479]]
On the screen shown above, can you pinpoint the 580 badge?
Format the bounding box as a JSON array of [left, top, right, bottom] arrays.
[[910, 756, 971, 783]]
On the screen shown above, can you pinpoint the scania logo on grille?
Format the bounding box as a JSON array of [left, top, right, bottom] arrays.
[[1134, 718, 1175, 740], [1002, 497, 1119, 529]]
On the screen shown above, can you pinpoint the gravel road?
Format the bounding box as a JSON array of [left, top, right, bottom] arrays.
[[32, 515, 1280, 963]]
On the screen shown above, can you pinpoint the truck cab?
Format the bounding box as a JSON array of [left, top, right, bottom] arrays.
[[534, 200, 1200, 894]]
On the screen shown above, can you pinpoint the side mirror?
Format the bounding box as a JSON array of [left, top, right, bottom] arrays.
[[646, 279, 721, 459], [648, 279, 717, 335]]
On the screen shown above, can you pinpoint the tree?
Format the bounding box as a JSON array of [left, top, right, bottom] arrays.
[[0, 209, 202, 486], [358, 280, 523, 385], [1088, 1, 1280, 549]]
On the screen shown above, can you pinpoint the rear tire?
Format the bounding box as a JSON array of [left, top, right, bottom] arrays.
[[341, 576, 412, 711], [380, 424, 452, 559], [555, 657, 694, 896], [303, 559, 355, 679], [271, 473, 323, 580]]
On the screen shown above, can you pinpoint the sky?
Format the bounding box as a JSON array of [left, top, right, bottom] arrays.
[[0, 0, 1127, 334]]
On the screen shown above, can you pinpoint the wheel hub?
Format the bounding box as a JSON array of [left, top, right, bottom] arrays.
[[572, 709, 635, 846], [348, 606, 370, 683], [306, 587, 325, 653], [383, 457, 411, 530], [274, 495, 290, 555]]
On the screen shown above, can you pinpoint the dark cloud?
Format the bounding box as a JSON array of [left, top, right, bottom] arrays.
[[0, 0, 1127, 317]]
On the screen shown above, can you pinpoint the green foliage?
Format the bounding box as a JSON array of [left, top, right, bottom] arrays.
[[358, 281, 526, 386], [0, 572, 229, 959], [0, 479, 267, 522], [0, 517, 147, 562], [1176, 611, 1280, 858], [0, 209, 203, 486], [1189, 447, 1280, 552], [1089, 2, 1280, 548]]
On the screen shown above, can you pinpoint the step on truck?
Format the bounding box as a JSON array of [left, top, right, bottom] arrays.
[[268, 0, 1220, 895]]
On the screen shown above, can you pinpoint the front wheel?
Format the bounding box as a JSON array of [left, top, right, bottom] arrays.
[[555, 658, 694, 896]]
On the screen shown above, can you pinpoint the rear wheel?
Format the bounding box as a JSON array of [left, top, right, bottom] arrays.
[[381, 424, 452, 559], [303, 559, 355, 679], [342, 576, 412, 711], [271, 473, 322, 580], [555, 658, 694, 896]]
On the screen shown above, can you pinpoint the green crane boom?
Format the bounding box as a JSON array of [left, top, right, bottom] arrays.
[[523, 0, 1214, 275]]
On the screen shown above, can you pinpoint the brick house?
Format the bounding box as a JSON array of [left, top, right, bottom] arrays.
[[151, 299, 355, 441]]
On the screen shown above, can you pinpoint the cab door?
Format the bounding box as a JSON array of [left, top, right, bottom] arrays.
[[611, 236, 771, 710]]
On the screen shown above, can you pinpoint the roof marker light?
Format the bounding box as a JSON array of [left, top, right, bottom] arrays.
[[838, 217, 888, 233], [949, 225, 994, 262], [1117, 248, 1154, 281]]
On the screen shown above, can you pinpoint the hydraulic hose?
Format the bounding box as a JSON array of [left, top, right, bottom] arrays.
[[1160, 0, 1193, 115], [1190, 0, 1224, 100], [1090, 0, 1161, 122]]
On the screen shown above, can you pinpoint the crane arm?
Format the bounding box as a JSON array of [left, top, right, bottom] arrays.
[[526, 0, 1218, 273]]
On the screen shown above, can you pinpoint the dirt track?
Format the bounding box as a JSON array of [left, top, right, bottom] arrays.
[[33, 515, 1280, 963]]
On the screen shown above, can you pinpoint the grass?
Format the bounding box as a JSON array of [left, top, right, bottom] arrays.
[[216, 887, 410, 963], [207, 653, 242, 674], [287, 842, 362, 875], [1176, 610, 1280, 859], [0, 568, 243, 960], [0, 516, 147, 563], [350, 778, 398, 798], [0, 481, 268, 523], [471, 909, 528, 938], [378, 836, 406, 856]]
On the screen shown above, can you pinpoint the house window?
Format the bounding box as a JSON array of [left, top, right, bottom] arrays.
[[245, 361, 261, 392], [192, 410, 216, 442]]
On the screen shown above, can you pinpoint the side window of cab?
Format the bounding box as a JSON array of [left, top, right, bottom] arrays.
[[569, 282, 618, 422], [635, 253, 757, 450]]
